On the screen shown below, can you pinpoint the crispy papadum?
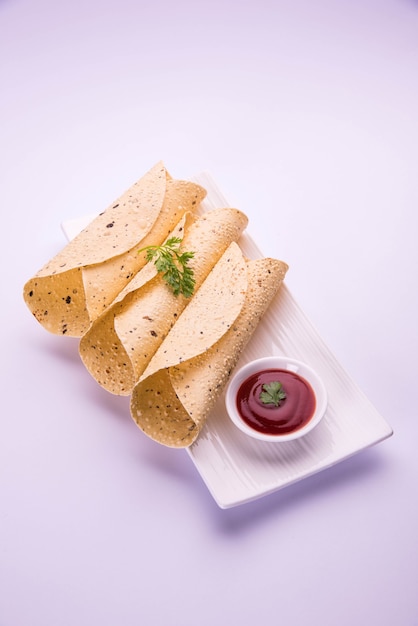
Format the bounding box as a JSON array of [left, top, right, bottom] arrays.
[[23, 162, 206, 336], [79, 207, 248, 395], [130, 242, 288, 448]]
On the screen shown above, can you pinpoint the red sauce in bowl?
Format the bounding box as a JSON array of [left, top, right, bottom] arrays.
[[236, 368, 316, 436]]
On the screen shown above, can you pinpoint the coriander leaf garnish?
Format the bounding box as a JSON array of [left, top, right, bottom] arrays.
[[138, 237, 196, 298], [259, 381, 287, 407]]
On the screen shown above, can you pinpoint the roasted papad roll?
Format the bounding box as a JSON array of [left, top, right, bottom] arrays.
[[79, 207, 248, 395], [23, 162, 206, 337], [130, 242, 289, 448]]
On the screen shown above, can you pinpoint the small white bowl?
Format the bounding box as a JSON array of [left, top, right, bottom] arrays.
[[225, 356, 327, 442]]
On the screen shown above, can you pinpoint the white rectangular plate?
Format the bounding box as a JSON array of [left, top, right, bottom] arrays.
[[62, 172, 393, 509]]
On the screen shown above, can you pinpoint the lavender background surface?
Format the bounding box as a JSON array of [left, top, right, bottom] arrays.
[[1, 1, 417, 625]]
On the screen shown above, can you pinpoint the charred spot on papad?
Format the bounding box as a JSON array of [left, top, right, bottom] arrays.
[[132, 369, 197, 447]]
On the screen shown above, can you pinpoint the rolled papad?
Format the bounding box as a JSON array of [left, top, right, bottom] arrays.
[[78, 207, 248, 395], [130, 242, 289, 448], [23, 162, 206, 337]]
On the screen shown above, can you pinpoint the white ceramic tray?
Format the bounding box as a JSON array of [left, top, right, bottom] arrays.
[[62, 172, 393, 509]]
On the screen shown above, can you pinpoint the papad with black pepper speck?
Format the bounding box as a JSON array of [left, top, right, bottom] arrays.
[[130, 243, 288, 447], [23, 162, 206, 337], [78, 207, 248, 395]]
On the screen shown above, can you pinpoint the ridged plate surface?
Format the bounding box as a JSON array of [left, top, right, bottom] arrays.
[[186, 173, 393, 508]]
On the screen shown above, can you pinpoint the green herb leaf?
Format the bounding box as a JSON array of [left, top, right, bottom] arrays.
[[138, 237, 196, 298], [259, 381, 287, 407]]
